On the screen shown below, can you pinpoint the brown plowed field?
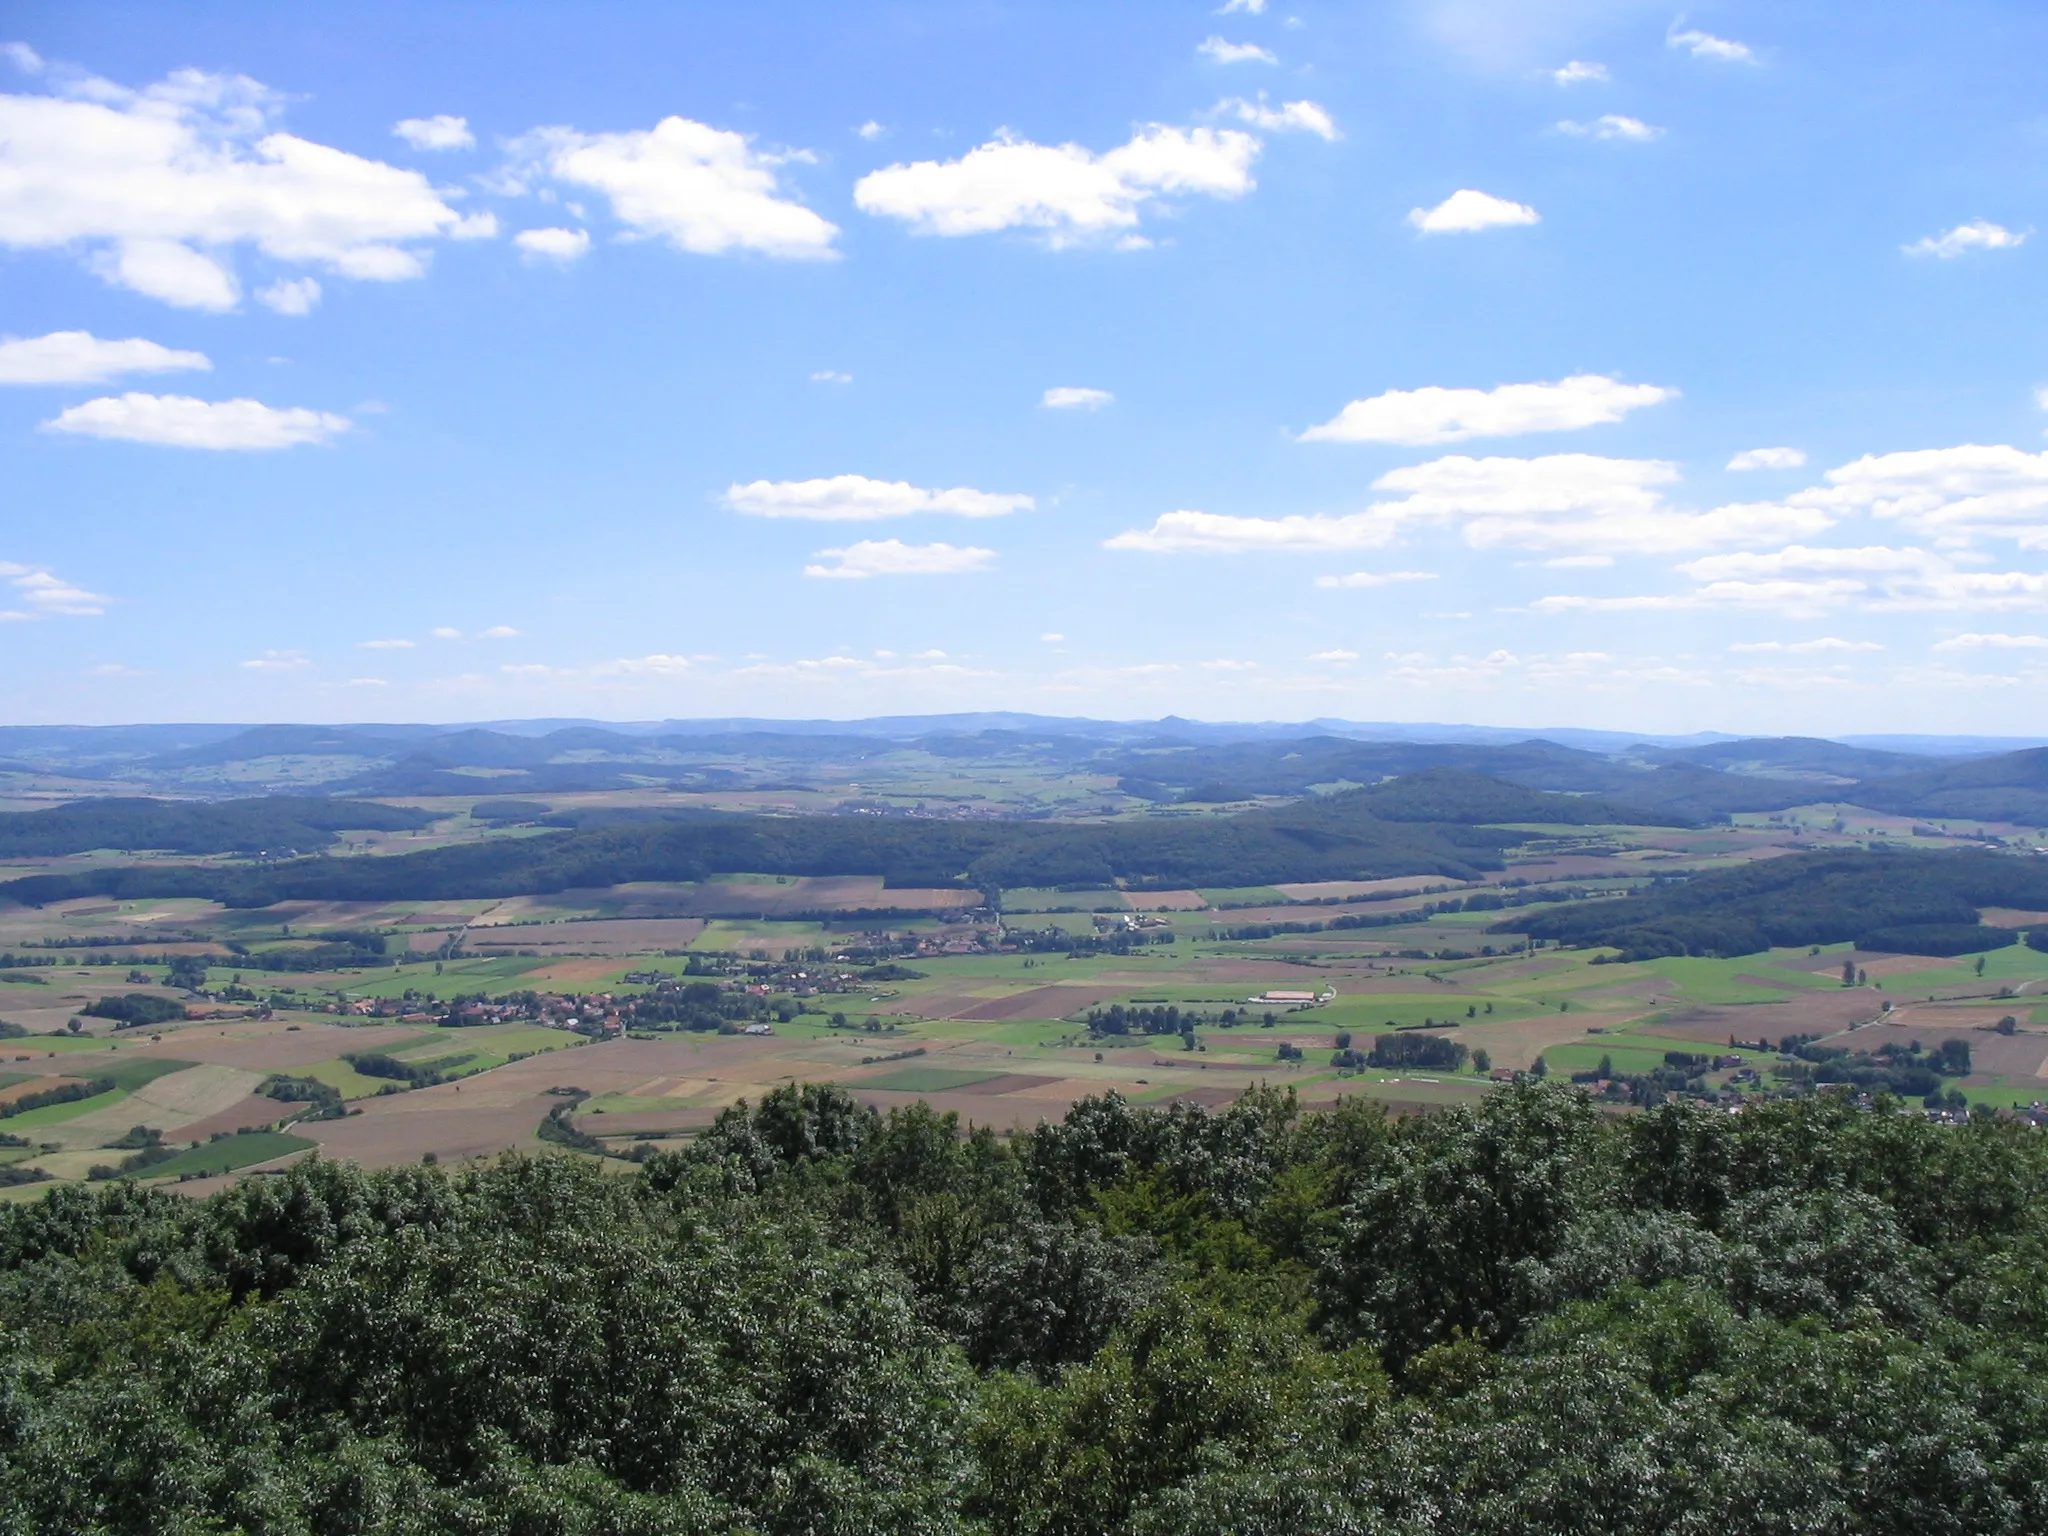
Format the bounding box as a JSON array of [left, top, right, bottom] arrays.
[[953, 1073, 1062, 1095], [952, 985, 1125, 1021], [178, 1093, 302, 1140]]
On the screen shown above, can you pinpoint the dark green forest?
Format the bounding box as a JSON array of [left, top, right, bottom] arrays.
[[4, 1083, 2048, 1533], [1505, 848, 2048, 959], [0, 798, 433, 858], [0, 776, 1588, 908]]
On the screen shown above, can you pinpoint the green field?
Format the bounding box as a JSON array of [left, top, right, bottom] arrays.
[[143, 1132, 317, 1180]]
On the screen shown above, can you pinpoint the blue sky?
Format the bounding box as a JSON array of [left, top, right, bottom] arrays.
[[4, 0, 2048, 733]]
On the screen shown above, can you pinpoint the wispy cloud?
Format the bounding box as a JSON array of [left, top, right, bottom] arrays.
[[1905, 220, 2025, 259], [803, 539, 996, 579]]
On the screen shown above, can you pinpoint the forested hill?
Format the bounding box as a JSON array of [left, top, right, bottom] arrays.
[[0, 797, 433, 857], [6, 1084, 2048, 1530], [0, 773, 1640, 907], [1504, 847, 2048, 959]]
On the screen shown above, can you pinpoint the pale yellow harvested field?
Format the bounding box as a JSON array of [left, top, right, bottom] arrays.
[[60, 1066, 266, 1144]]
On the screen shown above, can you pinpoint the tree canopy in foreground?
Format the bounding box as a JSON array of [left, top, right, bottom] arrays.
[[2, 1082, 2046, 1533]]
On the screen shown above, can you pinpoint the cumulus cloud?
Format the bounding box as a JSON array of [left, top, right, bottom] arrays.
[[42, 392, 349, 448], [1905, 220, 2025, 259], [724, 474, 1032, 520], [0, 562, 109, 618], [1544, 554, 1613, 568], [1043, 386, 1113, 410], [1310, 648, 1360, 661], [1407, 189, 1539, 234], [854, 124, 1258, 246], [1313, 570, 1438, 588], [1729, 637, 1884, 653], [1669, 28, 1756, 63], [1301, 375, 1673, 445], [0, 67, 471, 307], [240, 649, 310, 671], [1933, 632, 2048, 650], [1109, 454, 1832, 556], [431, 627, 463, 639], [393, 114, 473, 151], [856, 120, 885, 142], [0, 330, 208, 385], [1217, 0, 1268, 14], [1557, 115, 1661, 141], [512, 117, 838, 259], [256, 276, 321, 314], [1796, 444, 2048, 547], [1216, 96, 1338, 139], [359, 638, 414, 649], [478, 625, 522, 639], [1198, 38, 1277, 65], [1729, 446, 1806, 471], [1552, 61, 1608, 84], [514, 226, 590, 261], [803, 539, 996, 579]]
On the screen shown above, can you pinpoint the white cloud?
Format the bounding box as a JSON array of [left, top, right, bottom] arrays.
[[854, 124, 1258, 245], [1729, 637, 1884, 653], [359, 638, 414, 649], [810, 370, 852, 383], [89, 663, 147, 676], [725, 474, 1032, 520], [346, 677, 388, 686], [393, 114, 473, 151], [1200, 658, 1258, 670], [1678, 545, 1951, 582], [1043, 385, 1113, 410], [240, 649, 309, 671], [1109, 453, 1833, 556], [0, 68, 469, 307], [1669, 28, 1756, 63], [1313, 570, 1438, 588], [1199, 38, 1278, 65], [512, 117, 838, 259], [1934, 632, 2048, 650], [256, 276, 321, 314], [1301, 375, 1673, 445], [1310, 648, 1359, 661], [478, 625, 522, 639], [594, 653, 694, 676], [514, 225, 590, 261], [803, 539, 996, 579], [42, 392, 349, 448], [431, 626, 463, 640], [1216, 96, 1338, 140], [1798, 444, 2048, 547], [0, 562, 109, 617], [1541, 542, 2048, 618], [1557, 115, 1661, 141], [1217, 0, 1268, 14], [1544, 553, 1613, 568], [2, 42, 44, 73], [0, 330, 208, 385], [1728, 446, 1806, 471], [1040, 632, 1064, 642], [1905, 220, 2025, 259], [857, 120, 885, 142], [1407, 189, 1539, 234], [1552, 61, 1608, 84]]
